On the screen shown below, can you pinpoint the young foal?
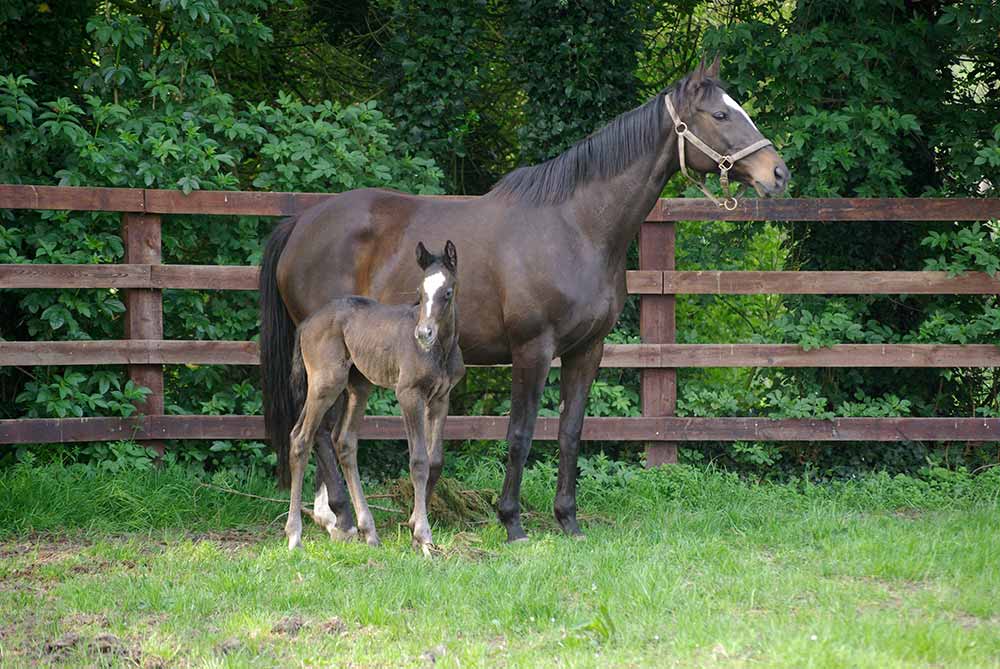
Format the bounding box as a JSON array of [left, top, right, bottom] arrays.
[[285, 241, 464, 553]]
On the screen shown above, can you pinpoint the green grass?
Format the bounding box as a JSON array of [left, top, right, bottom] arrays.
[[1, 460, 999, 667]]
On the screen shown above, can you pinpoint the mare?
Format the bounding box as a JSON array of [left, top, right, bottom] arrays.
[[285, 241, 463, 553], [260, 57, 789, 543]]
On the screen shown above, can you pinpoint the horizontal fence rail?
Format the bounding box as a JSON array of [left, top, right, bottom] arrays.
[[2, 184, 999, 219], [2, 341, 999, 368], [1, 416, 998, 445], [2, 185, 1000, 458], [5, 265, 1000, 295]]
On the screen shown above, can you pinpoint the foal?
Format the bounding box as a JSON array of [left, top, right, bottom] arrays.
[[285, 241, 464, 553]]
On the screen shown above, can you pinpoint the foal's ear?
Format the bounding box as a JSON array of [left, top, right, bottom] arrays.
[[416, 241, 434, 269], [443, 240, 457, 272]]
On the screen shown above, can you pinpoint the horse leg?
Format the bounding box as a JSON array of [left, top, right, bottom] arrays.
[[424, 394, 449, 504], [554, 339, 604, 537], [333, 373, 379, 546], [311, 395, 358, 541], [399, 388, 433, 554], [498, 337, 555, 543], [286, 383, 344, 550]]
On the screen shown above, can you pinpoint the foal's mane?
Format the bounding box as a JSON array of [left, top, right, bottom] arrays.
[[486, 76, 722, 207]]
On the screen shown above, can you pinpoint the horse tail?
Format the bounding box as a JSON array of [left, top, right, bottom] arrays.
[[289, 327, 307, 420], [260, 216, 297, 489]]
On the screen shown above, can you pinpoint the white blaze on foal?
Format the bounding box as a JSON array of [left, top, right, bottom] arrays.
[[723, 93, 758, 130], [422, 271, 447, 318]]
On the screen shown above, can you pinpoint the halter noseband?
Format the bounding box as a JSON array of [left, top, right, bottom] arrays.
[[665, 94, 772, 210]]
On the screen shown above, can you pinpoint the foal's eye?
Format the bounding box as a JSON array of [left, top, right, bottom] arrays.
[[713, 111, 729, 121], [445, 288, 454, 299]]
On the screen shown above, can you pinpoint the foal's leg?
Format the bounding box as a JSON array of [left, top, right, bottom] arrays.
[[311, 395, 358, 541], [285, 377, 346, 550], [554, 339, 604, 537], [424, 394, 449, 504], [497, 336, 555, 543], [398, 387, 433, 553], [333, 373, 379, 546]]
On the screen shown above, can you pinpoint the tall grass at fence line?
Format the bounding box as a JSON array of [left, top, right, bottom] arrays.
[[2, 454, 998, 539]]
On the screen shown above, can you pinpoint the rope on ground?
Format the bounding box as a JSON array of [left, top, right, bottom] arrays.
[[198, 482, 403, 515]]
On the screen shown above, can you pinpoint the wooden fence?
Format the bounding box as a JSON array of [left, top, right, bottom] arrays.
[[1, 185, 999, 465]]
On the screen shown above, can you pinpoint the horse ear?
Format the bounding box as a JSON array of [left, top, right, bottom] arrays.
[[706, 54, 721, 79], [443, 240, 457, 272], [416, 241, 433, 269]]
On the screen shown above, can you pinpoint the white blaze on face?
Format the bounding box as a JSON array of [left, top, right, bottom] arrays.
[[723, 93, 758, 131], [421, 271, 447, 319]]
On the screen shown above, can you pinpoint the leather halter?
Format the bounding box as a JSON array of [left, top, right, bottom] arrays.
[[665, 94, 772, 210]]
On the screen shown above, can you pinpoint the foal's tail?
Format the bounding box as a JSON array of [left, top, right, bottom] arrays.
[[260, 216, 297, 489]]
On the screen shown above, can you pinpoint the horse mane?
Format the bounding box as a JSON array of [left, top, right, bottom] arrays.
[[486, 76, 722, 206]]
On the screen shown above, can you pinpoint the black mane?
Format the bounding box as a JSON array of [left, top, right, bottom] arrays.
[[486, 77, 722, 206]]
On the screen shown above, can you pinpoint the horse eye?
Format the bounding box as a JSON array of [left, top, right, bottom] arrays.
[[445, 288, 454, 299], [713, 111, 728, 121]]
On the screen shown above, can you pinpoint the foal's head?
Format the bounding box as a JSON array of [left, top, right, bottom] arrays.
[[414, 240, 458, 351]]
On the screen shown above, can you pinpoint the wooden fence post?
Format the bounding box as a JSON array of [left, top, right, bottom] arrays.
[[122, 213, 165, 456], [640, 221, 677, 466]]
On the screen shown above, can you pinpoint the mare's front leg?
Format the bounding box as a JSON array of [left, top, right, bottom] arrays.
[[498, 336, 555, 543], [399, 387, 433, 554], [333, 373, 379, 546], [554, 339, 604, 537]]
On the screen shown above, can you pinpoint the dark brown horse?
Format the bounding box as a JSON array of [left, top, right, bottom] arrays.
[[286, 241, 463, 553], [260, 57, 789, 542]]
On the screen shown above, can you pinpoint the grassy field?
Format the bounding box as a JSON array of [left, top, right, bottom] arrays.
[[1, 459, 999, 668]]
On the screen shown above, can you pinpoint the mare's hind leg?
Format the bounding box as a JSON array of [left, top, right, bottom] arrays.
[[286, 367, 350, 550], [333, 371, 379, 546], [311, 395, 358, 541]]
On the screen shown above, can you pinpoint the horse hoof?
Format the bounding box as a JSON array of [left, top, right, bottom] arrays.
[[287, 536, 302, 551], [507, 535, 530, 544], [327, 527, 356, 543]]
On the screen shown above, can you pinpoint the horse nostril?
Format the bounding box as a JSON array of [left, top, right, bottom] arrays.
[[774, 164, 788, 184]]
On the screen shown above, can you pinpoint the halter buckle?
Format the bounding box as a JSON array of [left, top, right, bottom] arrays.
[[674, 122, 687, 136], [718, 156, 734, 172]]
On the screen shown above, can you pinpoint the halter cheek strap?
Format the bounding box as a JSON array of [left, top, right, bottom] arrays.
[[665, 95, 772, 210]]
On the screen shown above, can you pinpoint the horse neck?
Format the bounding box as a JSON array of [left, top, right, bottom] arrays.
[[567, 129, 679, 266]]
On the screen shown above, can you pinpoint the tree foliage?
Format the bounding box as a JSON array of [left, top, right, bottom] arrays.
[[1, 0, 998, 477]]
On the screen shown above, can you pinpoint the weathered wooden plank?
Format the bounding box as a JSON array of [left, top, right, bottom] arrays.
[[640, 222, 678, 466], [2, 342, 998, 368], [0, 340, 260, 365], [3, 185, 998, 222], [143, 189, 332, 216], [2, 415, 998, 444], [625, 270, 663, 294], [122, 213, 164, 455], [148, 265, 260, 290], [0, 264, 153, 289], [661, 271, 1000, 295], [0, 184, 146, 212], [656, 344, 1000, 368], [646, 197, 1000, 222]]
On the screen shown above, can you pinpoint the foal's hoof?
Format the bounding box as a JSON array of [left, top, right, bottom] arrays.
[[287, 535, 302, 551]]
